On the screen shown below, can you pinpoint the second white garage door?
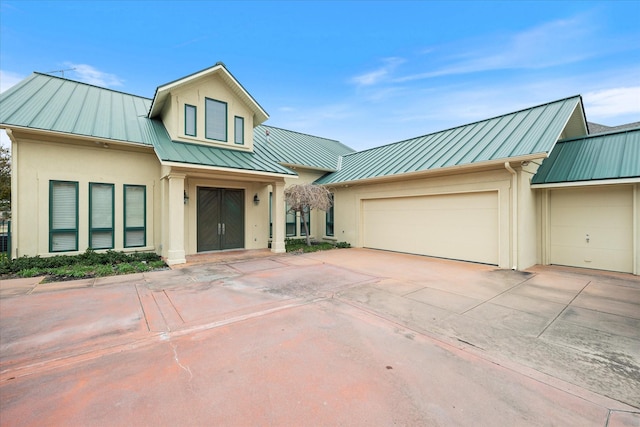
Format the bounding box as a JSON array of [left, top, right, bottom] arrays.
[[549, 185, 634, 273], [362, 191, 499, 265]]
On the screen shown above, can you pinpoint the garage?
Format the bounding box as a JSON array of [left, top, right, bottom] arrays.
[[549, 185, 634, 273], [362, 191, 499, 265]]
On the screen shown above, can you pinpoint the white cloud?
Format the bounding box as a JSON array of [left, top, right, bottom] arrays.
[[0, 131, 10, 149], [64, 63, 124, 87], [0, 70, 25, 93], [350, 57, 404, 87], [396, 15, 595, 82], [583, 87, 640, 119]]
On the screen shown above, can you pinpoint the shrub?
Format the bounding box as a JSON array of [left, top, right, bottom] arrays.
[[0, 250, 167, 281]]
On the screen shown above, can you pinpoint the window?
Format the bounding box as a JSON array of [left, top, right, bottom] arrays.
[[205, 98, 227, 141], [185, 104, 197, 136], [326, 193, 334, 237], [50, 180, 78, 252], [285, 203, 296, 237], [234, 116, 244, 145], [300, 206, 310, 236], [89, 183, 114, 249], [124, 185, 146, 248]]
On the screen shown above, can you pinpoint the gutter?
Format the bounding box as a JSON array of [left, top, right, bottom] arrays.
[[505, 162, 518, 270]]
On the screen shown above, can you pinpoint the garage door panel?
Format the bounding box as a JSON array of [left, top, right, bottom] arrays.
[[363, 192, 498, 265], [550, 186, 633, 273]]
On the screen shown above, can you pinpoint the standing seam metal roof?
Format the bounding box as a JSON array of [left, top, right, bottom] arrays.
[[531, 127, 640, 185], [315, 96, 583, 185], [253, 125, 355, 171], [0, 73, 350, 176], [0, 73, 154, 145]]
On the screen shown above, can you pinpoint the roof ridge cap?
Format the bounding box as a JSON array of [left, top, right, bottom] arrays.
[[32, 72, 151, 100]]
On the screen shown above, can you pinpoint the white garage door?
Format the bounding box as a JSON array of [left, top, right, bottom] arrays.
[[550, 186, 633, 273], [362, 191, 499, 265]]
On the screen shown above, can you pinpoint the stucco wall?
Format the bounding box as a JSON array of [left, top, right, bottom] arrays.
[[12, 132, 161, 258], [329, 166, 539, 270], [161, 75, 255, 151]]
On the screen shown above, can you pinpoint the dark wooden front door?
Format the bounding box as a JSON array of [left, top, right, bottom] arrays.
[[197, 188, 245, 252]]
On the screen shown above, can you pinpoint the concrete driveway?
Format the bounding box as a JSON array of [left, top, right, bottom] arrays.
[[1, 248, 638, 426]]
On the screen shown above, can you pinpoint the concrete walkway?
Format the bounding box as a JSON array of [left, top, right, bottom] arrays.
[[0, 248, 638, 426]]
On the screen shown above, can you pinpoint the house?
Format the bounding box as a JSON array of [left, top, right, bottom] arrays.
[[1, 63, 638, 275]]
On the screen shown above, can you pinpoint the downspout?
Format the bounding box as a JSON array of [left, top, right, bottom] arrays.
[[505, 162, 518, 270]]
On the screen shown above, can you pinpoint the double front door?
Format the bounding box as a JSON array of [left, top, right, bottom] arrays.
[[197, 187, 245, 252]]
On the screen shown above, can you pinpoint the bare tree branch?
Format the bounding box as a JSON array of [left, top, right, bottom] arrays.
[[284, 183, 332, 246]]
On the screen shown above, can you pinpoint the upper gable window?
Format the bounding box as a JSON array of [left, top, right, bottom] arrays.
[[205, 98, 227, 142], [185, 104, 197, 137], [234, 116, 244, 145]]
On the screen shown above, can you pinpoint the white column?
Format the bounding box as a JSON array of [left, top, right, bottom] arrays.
[[271, 180, 286, 253], [166, 173, 186, 265]]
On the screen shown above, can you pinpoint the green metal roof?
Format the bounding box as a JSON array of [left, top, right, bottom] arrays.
[[0, 73, 155, 146], [0, 72, 337, 176], [152, 134, 296, 175], [531, 127, 640, 185], [315, 96, 585, 185], [254, 125, 355, 171]]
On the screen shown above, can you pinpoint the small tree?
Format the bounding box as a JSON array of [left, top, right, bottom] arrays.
[[284, 183, 333, 246]]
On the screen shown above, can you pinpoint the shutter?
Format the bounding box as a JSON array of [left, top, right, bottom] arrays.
[[125, 230, 145, 247], [52, 182, 77, 229], [126, 186, 144, 227]]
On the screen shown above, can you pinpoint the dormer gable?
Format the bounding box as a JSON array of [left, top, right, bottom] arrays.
[[148, 62, 268, 152]]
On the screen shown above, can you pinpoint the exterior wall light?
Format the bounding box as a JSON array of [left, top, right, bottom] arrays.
[[253, 194, 260, 205], [183, 190, 189, 204]]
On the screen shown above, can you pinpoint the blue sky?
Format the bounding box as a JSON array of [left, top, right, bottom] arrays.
[[1, 1, 639, 150]]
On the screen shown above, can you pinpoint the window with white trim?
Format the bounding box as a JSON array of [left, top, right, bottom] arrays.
[[185, 104, 197, 137], [234, 116, 244, 145], [50, 180, 78, 252], [205, 98, 227, 141], [89, 183, 114, 249], [124, 185, 146, 248]]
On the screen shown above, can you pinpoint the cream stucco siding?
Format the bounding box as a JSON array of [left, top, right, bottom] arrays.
[[330, 166, 539, 270], [160, 75, 255, 151], [11, 131, 161, 258]]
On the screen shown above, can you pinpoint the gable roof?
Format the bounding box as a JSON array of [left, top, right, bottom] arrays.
[[0, 72, 157, 146], [531, 127, 640, 187], [316, 96, 586, 185], [254, 125, 355, 171], [147, 63, 269, 126], [0, 73, 292, 175]]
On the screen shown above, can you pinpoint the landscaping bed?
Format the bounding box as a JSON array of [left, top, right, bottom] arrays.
[[285, 239, 351, 253], [0, 249, 168, 282]]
